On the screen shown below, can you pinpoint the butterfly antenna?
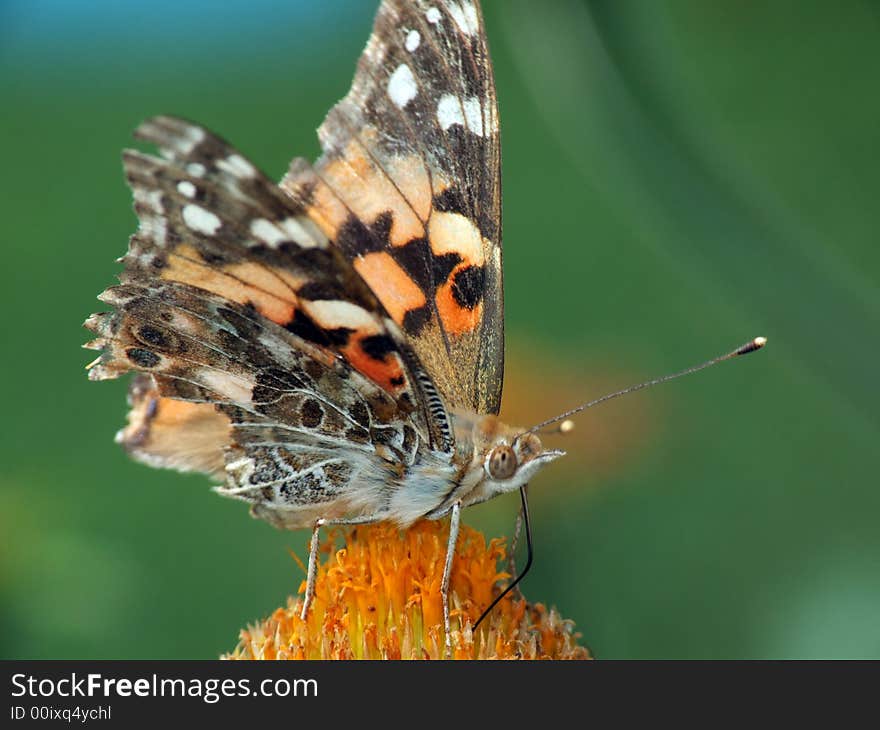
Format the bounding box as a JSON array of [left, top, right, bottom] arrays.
[[523, 336, 767, 437], [474, 486, 533, 631]]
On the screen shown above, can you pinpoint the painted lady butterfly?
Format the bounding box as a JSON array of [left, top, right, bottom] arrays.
[[85, 0, 765, 645]]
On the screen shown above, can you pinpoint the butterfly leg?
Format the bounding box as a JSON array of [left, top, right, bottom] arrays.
[[300, 518, 326, 621], [441, 501, 462, 658], [299, 514, 392, 621]]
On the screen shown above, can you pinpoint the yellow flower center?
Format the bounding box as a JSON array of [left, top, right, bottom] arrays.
[[225, 520, 590, 660]]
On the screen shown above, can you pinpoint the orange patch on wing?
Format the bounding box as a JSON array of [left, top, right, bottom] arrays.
[[120, 381, 229, 478], [383, 154, 434, 229], [435, 264, 483, 336], [306, 179, 350, 239], [161, 244, 298, 325], [341, 338, 407, 395], [317, 141, 429, 246], [146, 398, 226, 434], [354, 252, 426, 326]]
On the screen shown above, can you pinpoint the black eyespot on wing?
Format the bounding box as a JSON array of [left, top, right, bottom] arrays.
[[303, 359, 325, 381], [134, 324, 172, 350], [451, 265, 485, 310], [349, 400, 370, 428], [126, 348, 160, 368], [300, 399, 324, 429], [360, 334, 396, 361]]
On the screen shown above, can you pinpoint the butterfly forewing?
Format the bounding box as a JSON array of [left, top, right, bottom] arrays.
[[282, 0, 504, 415]]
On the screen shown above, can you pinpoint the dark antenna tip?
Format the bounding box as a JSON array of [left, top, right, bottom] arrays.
[[735, 336, 767, 356]]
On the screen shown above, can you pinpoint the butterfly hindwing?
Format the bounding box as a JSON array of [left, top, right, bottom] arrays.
[[87, 276, 426, 525], [282, 0, 504, 415]]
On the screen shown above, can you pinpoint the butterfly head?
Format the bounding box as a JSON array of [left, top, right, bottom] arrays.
[[485, 431, 564, 487], [456, 413, 564, 507]]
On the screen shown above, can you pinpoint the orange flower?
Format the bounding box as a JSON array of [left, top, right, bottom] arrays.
[[225, 520, 591, 660]]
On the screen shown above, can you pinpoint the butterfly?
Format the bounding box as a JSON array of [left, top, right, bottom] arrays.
[[84, 0, 765, 649], [84, 0, 562, 644]]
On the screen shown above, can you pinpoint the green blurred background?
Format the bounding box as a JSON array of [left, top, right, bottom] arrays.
[[2, 0, 878, 659]]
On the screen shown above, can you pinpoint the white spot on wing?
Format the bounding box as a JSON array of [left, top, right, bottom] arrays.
[[437, 95, 463, 130], [186, 162, 206, 177], [448, 2, 479, 36], [249, 217, 319, 249], [177, 180, 197, 198], [387, 63, 417, 108], [182, 204, 222, 235], [304, 300, 380, 333], [179, 125, 205, 154], [199, 368, 254, 405], [428, 210, 484, 264], [426, 7, 441, 24], [405, 29, 421, 52], [437, 94, 484, 136], [250, 218, 287, 246], [463, 97, 483, 136], [280, 217, 318, 248], [217, 154, 256, 179]]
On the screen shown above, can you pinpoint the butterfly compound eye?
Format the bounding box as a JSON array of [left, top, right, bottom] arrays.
[[487, 445, 517, 480]]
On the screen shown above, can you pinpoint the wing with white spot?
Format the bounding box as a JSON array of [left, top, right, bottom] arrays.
[[85, 116, 453, 453], [282, 0, 504, 415]]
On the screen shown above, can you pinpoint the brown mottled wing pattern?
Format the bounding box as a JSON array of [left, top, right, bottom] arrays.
[[282, 0, 504, 415], [85, 117, 453, 525]]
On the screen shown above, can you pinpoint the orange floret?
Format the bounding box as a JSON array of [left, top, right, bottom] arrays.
[[225, 520, 591, 660]]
